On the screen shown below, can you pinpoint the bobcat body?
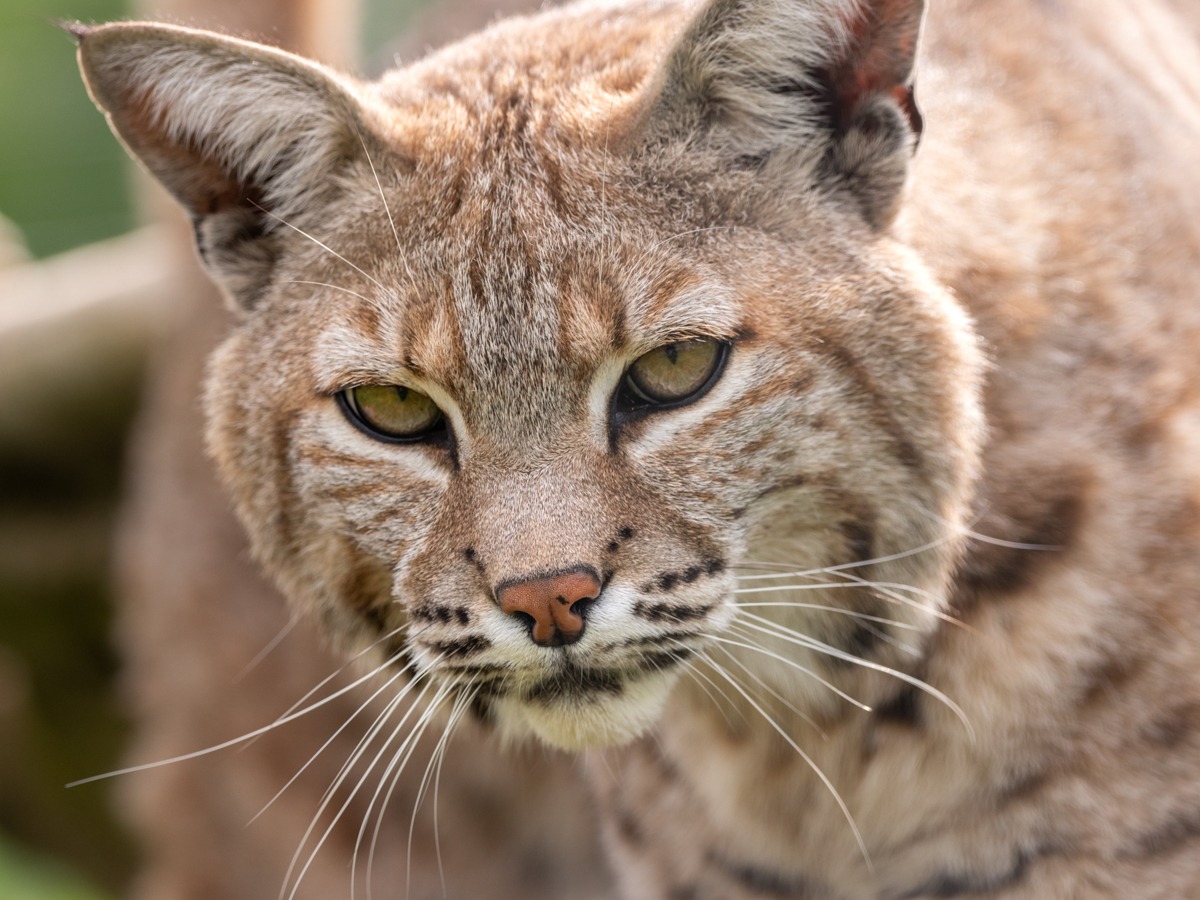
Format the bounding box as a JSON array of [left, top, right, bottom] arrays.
[[75, 0, 1200, 897]]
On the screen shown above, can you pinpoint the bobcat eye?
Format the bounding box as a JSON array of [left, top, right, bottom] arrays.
[[620, 339, 727, 409], [338, 384, 444, 442]]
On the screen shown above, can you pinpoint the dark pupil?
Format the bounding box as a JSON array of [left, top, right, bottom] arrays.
[[664, 344, 678, 364]]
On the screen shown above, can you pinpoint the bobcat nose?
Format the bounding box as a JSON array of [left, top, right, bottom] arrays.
[[497, 568, 600, 647]]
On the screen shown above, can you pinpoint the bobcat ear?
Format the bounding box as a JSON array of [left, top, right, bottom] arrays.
[[642, 0, 924, 229], [72, 22, 366, 308]]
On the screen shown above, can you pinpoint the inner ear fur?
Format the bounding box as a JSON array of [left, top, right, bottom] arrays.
[[72, 22, 369, 308], [640, 0, 925, 229]]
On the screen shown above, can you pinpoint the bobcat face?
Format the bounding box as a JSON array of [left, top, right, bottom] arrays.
[[75, 0, 982, 749]]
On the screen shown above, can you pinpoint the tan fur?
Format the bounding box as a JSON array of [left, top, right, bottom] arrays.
[[77, 0, 1200, 896]]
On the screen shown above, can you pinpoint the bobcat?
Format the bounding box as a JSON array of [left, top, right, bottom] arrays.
[[74, 0, 1200, 897]]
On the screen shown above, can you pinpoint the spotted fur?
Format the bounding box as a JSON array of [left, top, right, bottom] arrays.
[[76, 0, 1200, 896]]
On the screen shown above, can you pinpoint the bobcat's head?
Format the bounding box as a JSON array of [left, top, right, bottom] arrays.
[[76, 0, 981, 749]]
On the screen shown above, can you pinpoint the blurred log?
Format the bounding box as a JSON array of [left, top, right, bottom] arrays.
[[0, 227, 174, 421]]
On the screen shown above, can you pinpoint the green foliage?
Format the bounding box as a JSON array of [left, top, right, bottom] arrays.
[[0, 0, 134, 258], [0, 836, 115, 900]]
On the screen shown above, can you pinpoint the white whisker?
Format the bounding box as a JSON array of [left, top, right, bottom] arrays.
[[67, 648, 409, 788], [963, 529, 1059, 551], [273, 624, 411, 724], [665, 643, 745, 731], [295, 686, 421, 900], [819, 570, 974, 633], [418, 688, 476, 899], [733, 600, 922, 632], [918, 504, 1060, 553], [233, 616, 298, 684], [735, 567, 969, 632], [247, 657, 417, 827], [404, 695, 460, 897], [288, 679, 450, 900], [737, 614, 974, 739], [736, 533, 954, 580], [284, 685, 409, 900], [712, 630, 871, 711], [321, 673, 423, 809], [734, 578, 872, 590], [649, 224, 740, 252], [709, 643, 825, 734], [353, 127, 416, 283], [240, 623, 414, 755], [251, 201, 385, 290], [356, 691, 448, 900], [279, 279, 378, 305], [704, 659, 872, 871]]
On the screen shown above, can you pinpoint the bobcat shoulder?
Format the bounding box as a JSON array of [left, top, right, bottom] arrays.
[[75, 0, 1200, 897]]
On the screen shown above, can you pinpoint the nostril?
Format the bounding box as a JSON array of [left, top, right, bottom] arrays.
[[568, 597, 594, 621], [511, 610, 537, 631]]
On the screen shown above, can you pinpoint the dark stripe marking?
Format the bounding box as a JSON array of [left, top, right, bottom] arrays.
[[641, 649, 694, 671], [601, 631, 704, 652], [874, 684, 921, 728], [524, 665, 623, 703], [819, 341, 924, 473], [1122, 809, 1200, 859], [424, 635, 490, 659], [955, 474, 1087, 608], [614, 805, 644, 844], [1141, 703, 1199, 749], [889, 848, 1035, 899], [640, 558, 727, 594], [706, 850, 844, 898], [634, 600, 716, 625], [411, 603, 472, 625]]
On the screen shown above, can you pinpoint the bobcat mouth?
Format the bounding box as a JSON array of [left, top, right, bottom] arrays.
[[484, 654, 690, 750], [443, 648, 694, 706], [434, 630, 703, 748], [523, 662, 625, 704]]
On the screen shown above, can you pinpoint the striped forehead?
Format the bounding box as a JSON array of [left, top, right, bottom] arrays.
[[309, 153, 744, 441], [313, 238, 739, 400], [422, 237, 742, 391], [445, 232, 571, 383]]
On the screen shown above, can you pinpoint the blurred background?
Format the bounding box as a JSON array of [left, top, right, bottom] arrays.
[[0, 0, 434, 895]]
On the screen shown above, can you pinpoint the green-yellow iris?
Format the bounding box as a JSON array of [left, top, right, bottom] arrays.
[[344, 384, 442, 439], [626, 339, 723, 404]]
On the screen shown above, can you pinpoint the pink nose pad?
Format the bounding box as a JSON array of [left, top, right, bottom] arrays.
[[497, 569, 601, 647]]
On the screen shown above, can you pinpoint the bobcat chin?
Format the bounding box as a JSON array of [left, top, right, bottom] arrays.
[[75, 0, 1200, 897]]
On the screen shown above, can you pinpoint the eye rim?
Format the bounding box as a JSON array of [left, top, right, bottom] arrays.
[[612, 338, 731, 421], [336, 383, 450, 446]]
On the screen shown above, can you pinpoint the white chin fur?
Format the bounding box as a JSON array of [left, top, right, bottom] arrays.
[[492, 672, 677, 751]]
